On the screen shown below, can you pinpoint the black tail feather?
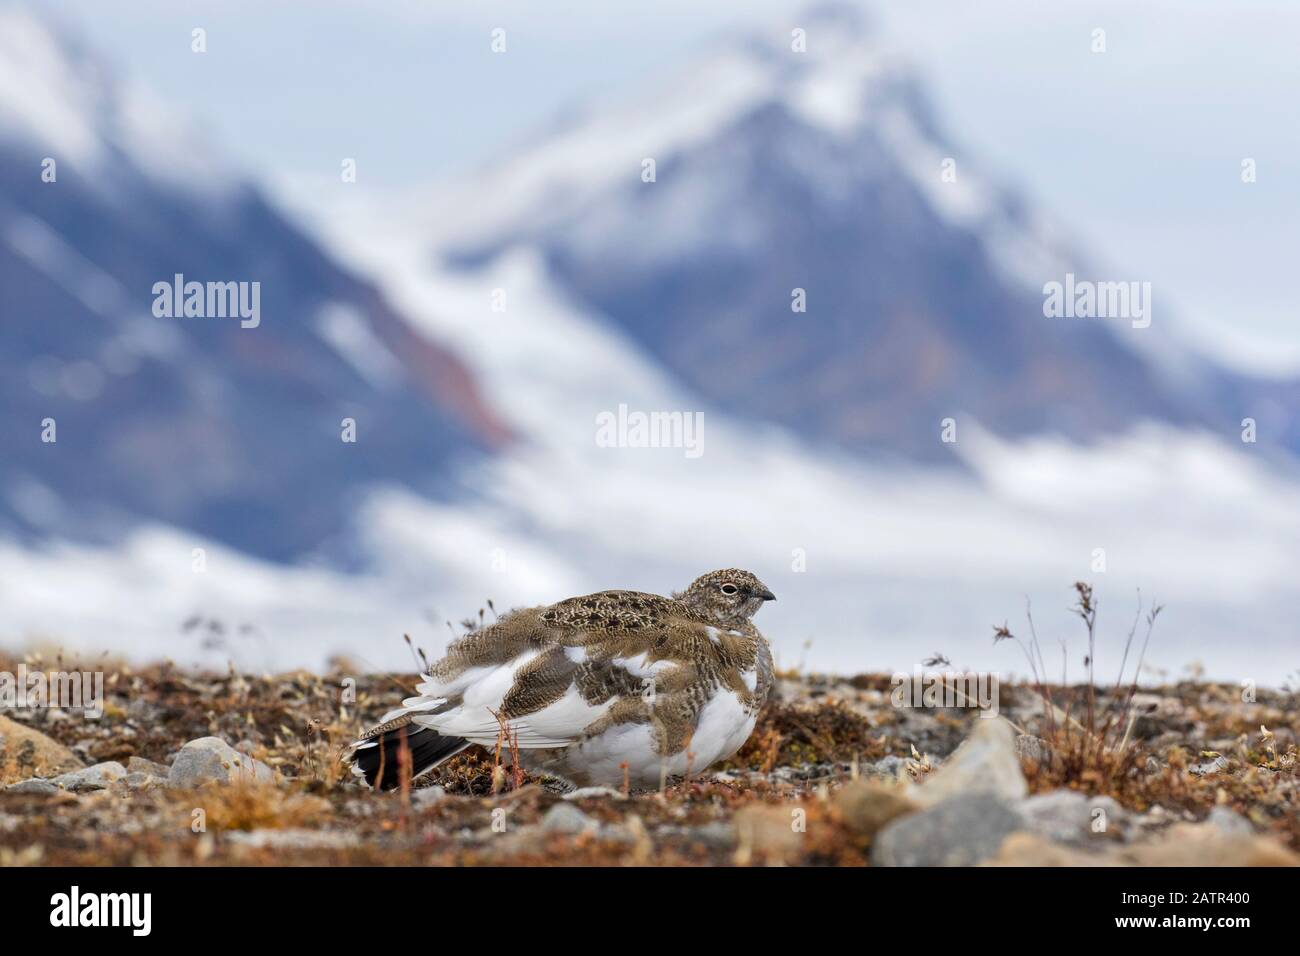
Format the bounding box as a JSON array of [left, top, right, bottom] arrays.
[[353, 725, 468, 790]]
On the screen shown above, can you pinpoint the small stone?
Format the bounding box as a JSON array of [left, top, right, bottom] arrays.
[[911, 717, 1027, 807], [127, 756, 172, 777], [168, 737, 275, 788], [50, 761, 127, 792], [1014, 734, 1050, 765], [872, 793, 1025, 866], [865, 755, 909, 780], [836, 780, 917, 838], [4, 778, 58, 795], [120, 772, 165, 791], [1189, 755, 1229, 776], [540, 803, 597, 834]]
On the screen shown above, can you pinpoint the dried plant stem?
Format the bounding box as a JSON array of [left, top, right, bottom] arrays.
[[996, 584, 1162, 770]]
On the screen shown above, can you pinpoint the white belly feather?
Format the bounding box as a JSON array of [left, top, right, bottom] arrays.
[[530, 682, 759, 789]]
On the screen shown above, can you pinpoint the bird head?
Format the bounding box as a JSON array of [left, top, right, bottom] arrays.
[[678, 568, 776, 627]]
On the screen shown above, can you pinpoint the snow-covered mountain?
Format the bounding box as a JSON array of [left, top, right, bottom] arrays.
[[428, 3, 1290, 462], [0, 8, 507, 561]]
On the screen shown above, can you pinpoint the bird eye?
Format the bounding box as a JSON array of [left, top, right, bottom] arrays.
[[720, 584, 738, 595]]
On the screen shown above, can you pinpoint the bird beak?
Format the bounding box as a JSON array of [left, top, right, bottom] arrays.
[[757, 589, 776, 602]]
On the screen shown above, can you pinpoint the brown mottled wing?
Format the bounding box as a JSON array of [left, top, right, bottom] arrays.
[[538, 590, 679, 638]]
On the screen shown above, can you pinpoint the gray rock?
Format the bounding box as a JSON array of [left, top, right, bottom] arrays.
[[5, 778, 58, 795], [865, 755, 910, 780], [50, 761, 127, 792], [120, 771, 166, 791], [126, 756, 172, 777], [540, 803, 598, 834], [1189, 755, 1230, 776], [1020, 790, 1126, 845], [1207, 806, 1254, 836], [872, 793, 1025, 866], [910, 717, 1027, 807], [1014, 734, 1051, 765], [168, 737, 275, 788]]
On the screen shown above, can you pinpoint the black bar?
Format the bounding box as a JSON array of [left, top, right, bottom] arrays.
[[0, 866, 1285, 941]]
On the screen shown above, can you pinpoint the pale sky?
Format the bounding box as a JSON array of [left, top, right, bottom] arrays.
[[46, 0, 1300, 374]]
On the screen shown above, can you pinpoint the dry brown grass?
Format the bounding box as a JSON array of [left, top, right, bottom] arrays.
[[996, 583, 1159, 778], [996, 584, 1299, 850], [724, 699, 889, 771], [174, 783, 331, 832]]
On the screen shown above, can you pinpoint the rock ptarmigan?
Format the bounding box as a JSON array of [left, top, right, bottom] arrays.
[[346, 569, 776, 790]]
